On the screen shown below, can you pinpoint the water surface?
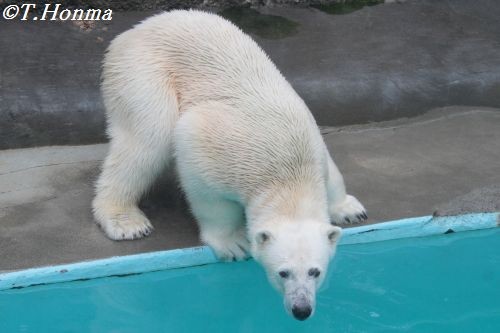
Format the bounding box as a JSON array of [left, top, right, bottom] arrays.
[[1, 228, 499, 332]]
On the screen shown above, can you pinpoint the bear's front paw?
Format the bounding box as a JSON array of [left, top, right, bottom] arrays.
[[202, 228, 250, 262], [329, 194, 367, 225], [94, 206, 154, 240]]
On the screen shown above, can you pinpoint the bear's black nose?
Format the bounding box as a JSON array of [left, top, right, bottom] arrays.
[[292, 305, 312, 321]]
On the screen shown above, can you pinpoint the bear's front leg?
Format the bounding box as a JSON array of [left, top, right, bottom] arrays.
[[187, 192, 250, 261], [200, 224, 250, 261], [325, 149, 367, 225]]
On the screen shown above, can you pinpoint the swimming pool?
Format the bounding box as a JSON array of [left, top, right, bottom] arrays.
[[1, 214, 498, 332]]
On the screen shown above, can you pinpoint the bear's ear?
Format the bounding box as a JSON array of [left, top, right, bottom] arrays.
[[255, 231, 273, 245], [327, 225, 342, 245]]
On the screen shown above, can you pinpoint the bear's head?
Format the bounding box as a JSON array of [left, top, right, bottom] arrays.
[[250, 221, 342, 320]]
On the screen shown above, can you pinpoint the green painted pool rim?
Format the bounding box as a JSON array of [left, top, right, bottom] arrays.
[[0, 212, 498, 291]]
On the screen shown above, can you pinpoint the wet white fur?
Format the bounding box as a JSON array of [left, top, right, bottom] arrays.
[[93, 10, 366, 318]]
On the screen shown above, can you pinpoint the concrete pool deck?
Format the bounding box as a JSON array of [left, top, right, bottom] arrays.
[[1, 106, 499, 271]]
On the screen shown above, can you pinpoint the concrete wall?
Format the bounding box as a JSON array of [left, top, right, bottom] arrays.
[[0, 0, 337, 11], [1, 0, 500, 149]]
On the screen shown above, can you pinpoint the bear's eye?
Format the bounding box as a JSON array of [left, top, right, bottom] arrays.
[[308, 268, 321, 278], [279, 270, 290, 279]]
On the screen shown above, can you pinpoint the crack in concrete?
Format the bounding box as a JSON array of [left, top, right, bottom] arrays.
[[0, 160, 101, 176], [320, 109, 500, 135], [0, 195, 59, 211]]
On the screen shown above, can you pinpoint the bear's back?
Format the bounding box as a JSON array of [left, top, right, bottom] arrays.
[[104, 10, 327, 202], [108, 10, 296, 111]]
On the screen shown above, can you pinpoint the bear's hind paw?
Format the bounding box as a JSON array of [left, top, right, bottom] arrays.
[[95, 206, 154, 240]]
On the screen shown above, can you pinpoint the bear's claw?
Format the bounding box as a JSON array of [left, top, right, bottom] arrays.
[[329, 194, 367, 225], [95, 206, 154, 241], [202, 227, 250, 262]]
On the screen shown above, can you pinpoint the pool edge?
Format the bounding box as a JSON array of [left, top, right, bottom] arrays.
[[1, 212, 498, 291]]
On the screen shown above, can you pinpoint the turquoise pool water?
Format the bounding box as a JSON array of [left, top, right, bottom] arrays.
[[1, 228, 498, 332]]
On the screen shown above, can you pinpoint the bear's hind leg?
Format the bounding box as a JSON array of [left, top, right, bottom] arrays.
[[94, 52, 180, 240], [92, 128, 171, 240], [325, 149, 368, 225]]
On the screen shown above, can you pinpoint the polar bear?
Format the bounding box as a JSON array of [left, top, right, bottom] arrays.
[[93, 10, 366, 320]]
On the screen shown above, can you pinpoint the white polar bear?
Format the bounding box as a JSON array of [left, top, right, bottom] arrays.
[[93, 10, 367, 320]]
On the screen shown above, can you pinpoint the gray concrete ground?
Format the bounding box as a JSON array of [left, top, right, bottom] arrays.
[[1, 0, 499, 272], [1, 106, 499, 271], [2, 0, 500, 149]]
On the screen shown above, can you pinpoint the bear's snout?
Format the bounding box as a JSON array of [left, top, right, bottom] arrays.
[[285, 286, 315, 320], [292, 304, 312, 321]]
